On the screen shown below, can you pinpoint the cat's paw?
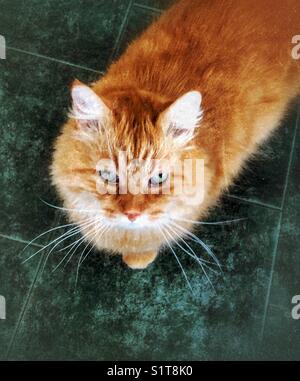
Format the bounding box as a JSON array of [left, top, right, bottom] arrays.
[[122, 251, 158, 270]]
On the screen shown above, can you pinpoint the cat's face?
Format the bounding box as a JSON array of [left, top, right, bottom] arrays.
[[52, 82, 209, 236]]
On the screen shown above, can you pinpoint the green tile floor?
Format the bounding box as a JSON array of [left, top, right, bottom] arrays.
[[0, 0, 299, 360]]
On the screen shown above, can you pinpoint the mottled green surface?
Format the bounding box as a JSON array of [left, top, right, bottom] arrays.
[[136, 0, 175, 11], [0, 0, 131, 71], [0, 0, 299, 361]]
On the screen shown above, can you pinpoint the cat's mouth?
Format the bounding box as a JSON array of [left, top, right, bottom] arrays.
[[98, 206, 168, 229], [103, 211, 166, 229]]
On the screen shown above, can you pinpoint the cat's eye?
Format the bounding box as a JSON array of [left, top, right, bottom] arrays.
[[99, 169, 119, 184], [149, 172, 169, 186]]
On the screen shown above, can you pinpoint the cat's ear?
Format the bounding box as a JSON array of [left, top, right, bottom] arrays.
[[69, 80, 110, 128], [159, 91, 203, 145]]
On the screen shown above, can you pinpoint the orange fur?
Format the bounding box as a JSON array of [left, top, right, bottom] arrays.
[[52, 0, 300, 269]]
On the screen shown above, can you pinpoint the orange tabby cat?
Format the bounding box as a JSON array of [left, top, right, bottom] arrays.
[[52, 0, 300, 269]]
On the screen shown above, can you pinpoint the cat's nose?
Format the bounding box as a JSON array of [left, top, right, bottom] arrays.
[[124, 211, 141, 222]]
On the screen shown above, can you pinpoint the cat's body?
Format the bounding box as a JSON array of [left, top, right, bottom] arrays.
[[52, 0, 300, 269]]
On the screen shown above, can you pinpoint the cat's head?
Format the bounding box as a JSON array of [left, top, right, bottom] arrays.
[[52, 81, 211, 233]]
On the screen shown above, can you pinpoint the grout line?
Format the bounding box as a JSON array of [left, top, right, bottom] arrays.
[[260, 106, 300, 341], [6, 251, 45, 358], [5, 213, 63, 358], [108, 0, 135, 63], [6, 46, 104, 75], [0, 233, 43, 249], [259, 212, 283, 341], [225, 194, 282, 211], [133, 3, 163, 13], [280, 107, 300, 210]]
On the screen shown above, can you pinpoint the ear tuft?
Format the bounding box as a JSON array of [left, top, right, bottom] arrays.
[[160, 90, 203, 146], [69, 81, 109, 127]]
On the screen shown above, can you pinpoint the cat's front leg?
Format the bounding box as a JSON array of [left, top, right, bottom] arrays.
[[122, 251, 158, 270]]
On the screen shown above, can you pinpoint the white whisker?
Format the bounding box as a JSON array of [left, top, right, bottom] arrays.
[[165, 224, 219, 273], [58, 218, 104, 253], [158, 224, 195, 296], [80, 225, 112, 268], [40, 198, 102, 215], [75, 224, 111, 288], [62, 233, 91, 269], [170, 221, 222, 272], [20, 222, 79, 256], [22, 217, 96, 264], [70, 224, 104, 271], [171, 216, 247, 226], [39, 220, 97, 274], [165, 223, 219, 268], [163, 223, 217, 290], [51, 221, 101, 273], [50, 218, 104, 273]]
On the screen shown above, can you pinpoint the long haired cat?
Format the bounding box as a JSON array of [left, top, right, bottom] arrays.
[[51, 0, 300, 269]]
